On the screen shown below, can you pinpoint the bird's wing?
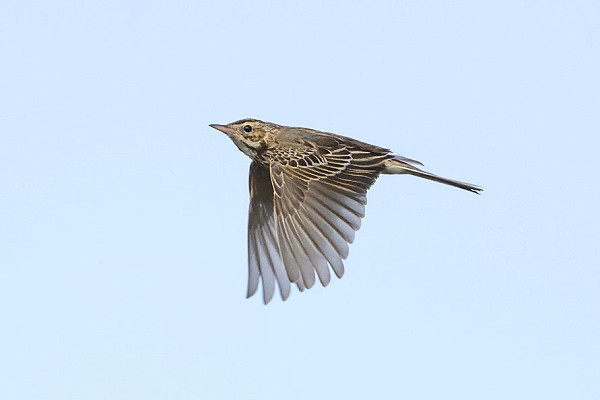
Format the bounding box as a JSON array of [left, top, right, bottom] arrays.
[[248, 161, 304, 304], [269, 143, 389, 290]]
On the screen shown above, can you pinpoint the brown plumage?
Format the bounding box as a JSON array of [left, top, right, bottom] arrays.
[[210, 118, 482, 303]]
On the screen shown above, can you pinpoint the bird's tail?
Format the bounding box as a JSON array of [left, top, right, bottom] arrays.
[[382, 156, 482, 194]]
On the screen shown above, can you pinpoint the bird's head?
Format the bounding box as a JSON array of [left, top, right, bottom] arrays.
[[210, 119, 277, 159]]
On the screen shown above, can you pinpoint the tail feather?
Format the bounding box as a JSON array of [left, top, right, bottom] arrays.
[[383, 157, 482, 194]]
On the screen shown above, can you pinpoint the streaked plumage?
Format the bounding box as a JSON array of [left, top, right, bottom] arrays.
[[210, 119, 482, 303]]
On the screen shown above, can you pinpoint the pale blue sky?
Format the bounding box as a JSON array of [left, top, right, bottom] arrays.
[[1, 1, 599, 399]]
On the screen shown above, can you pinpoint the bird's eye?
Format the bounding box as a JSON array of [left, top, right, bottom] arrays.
[[243, 125, 253, 133]]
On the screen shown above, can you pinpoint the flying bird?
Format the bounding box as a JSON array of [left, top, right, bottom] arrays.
[[210, 119, 482, 303]]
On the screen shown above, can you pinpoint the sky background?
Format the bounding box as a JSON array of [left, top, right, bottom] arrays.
[[1, 1, 599, 399]]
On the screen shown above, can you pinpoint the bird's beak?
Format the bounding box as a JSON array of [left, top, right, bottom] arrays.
[[209, 123, 235, 136]]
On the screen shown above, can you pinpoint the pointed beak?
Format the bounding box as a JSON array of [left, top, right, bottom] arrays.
[[209, 123, 235, 136]]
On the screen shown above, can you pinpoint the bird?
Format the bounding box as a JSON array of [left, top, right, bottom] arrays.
[[209, 118, 482, 304]]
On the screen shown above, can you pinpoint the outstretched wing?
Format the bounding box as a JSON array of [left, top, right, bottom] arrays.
[[269, 142, 391, 290], [248, 162, 307, 304]]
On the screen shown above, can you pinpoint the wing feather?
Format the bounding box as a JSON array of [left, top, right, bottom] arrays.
[[269, 142, 390, 294], [248, 162, 292, 303]]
